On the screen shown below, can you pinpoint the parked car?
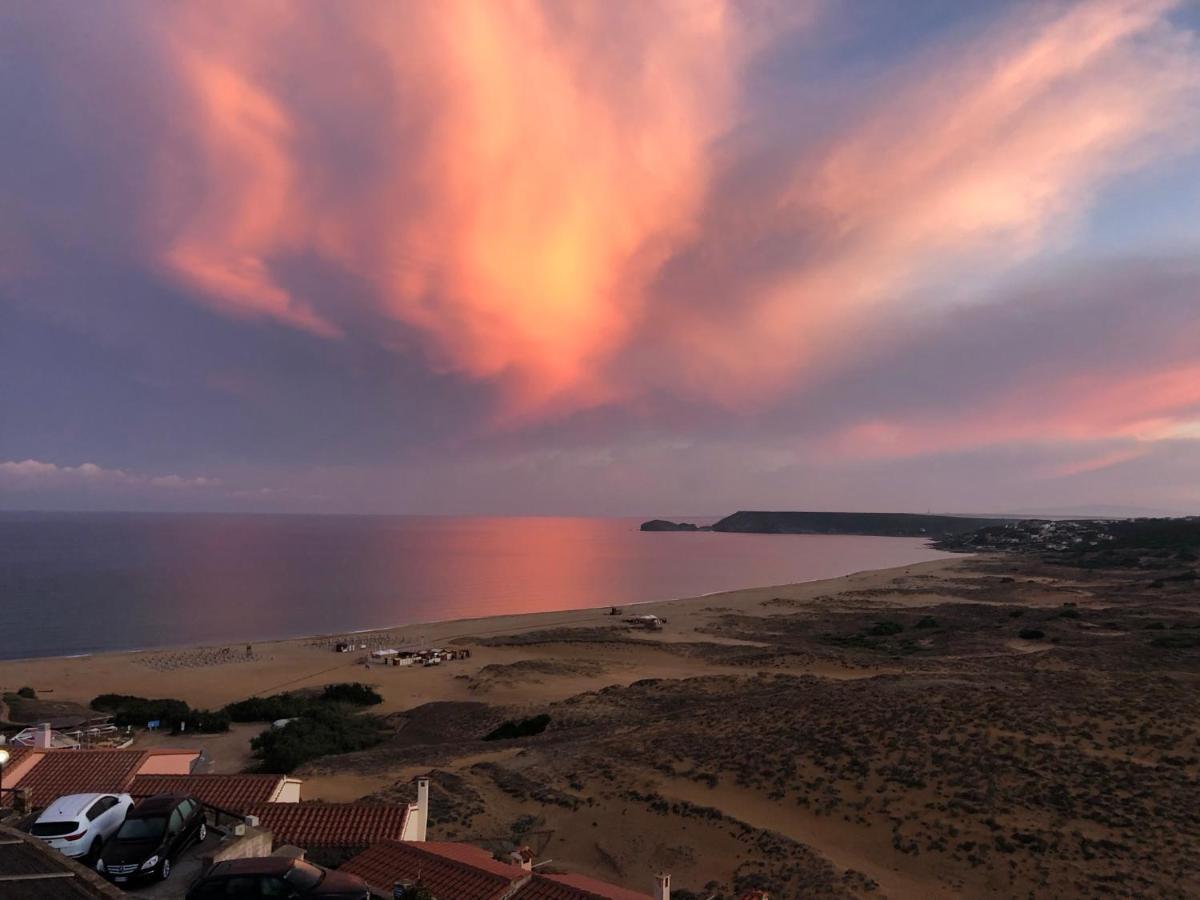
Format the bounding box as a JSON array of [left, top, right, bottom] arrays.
[[186, 857, 370, 899], [31, 792, 133, 860], [96, 793, 206, 884]]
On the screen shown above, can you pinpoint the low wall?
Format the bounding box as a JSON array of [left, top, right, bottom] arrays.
[[201, 827, 274, 868]]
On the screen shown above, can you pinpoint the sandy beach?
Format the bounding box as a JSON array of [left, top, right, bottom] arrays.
[[0, 557, 965, 715], [3, 552, 1198, 898]]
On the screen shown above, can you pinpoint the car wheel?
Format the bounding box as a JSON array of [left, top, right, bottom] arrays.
[[197, 822, 207, 843], [159, 857, 172, 881]]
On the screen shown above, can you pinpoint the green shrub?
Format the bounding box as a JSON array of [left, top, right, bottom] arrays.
[[1057, 608, 1081, 619], [484, 713, 551, 741], [250, 706, 385, 772], [320, 682, 382, 706], [90, 694, 190, 727], [915, 617, 938, 630], [182, 709, 231, 733], [225, 693, 312, 722], [90, 694, 228, 732], [1018, 629, 1045, 640], [868, 621, 903, 637], [227, 683, 382, 722], [16, 686, 36, 700]]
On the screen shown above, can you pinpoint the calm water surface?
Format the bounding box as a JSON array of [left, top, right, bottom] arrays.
[[0, 512, 956, 659]]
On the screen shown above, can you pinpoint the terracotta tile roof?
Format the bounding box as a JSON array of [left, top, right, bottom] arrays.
[[1, 747, 203, 809], [5, 750, 150, 808], [244, 802, 409, 851], [2, 745, 32, 767], [341, 840, 529, 900], [516, 873, 654, 900], [130, 774, 286, 813]]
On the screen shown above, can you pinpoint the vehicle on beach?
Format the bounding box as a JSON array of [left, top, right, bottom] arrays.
[[186, 856, 370, 899], [31, 792, 133, 860], [96, 793, 206, 884]]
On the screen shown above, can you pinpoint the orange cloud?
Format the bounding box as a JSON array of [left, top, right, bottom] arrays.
[[136, 0, 1195, 432], [146, 0, 775, 415]]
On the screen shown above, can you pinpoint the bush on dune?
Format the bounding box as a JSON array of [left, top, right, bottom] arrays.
[[250, 706, 386, 772], [484, 714, 551, 741], [319, 682, 383, 706], [226, 682, 382, 723], [225, 694, 312, 723], [89, 694, 228, 732]]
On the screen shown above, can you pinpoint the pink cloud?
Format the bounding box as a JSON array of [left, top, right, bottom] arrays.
[[656, 0, 1200, 404], [825, 362, 1200, 462]]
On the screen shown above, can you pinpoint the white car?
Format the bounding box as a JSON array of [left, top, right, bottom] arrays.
[[31, 792, 134, 860]]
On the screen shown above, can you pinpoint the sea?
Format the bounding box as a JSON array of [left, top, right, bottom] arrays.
[[0, 512, 957, 660]]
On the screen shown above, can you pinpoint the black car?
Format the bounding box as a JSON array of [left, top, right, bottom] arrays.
[[186, 856, 370, 899], [97, 793, 207, 884]]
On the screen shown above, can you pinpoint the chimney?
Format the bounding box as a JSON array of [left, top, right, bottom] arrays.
[[34, 723, 52, 749], [415, 776, 429, 842], [653, 872, 670, 900], [508, 846, 533, 871]]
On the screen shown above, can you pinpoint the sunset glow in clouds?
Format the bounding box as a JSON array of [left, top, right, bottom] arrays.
[[2, 0, 1199, 514]]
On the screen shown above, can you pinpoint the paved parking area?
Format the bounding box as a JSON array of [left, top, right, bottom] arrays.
[[116, 829, 220, 899]]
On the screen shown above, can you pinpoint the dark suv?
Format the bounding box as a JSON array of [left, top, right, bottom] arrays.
[[186, 857, 371, 899], [97, 794, 207, 884]]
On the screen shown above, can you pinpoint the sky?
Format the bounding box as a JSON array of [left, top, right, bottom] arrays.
[[1, 0, 1198, 517]]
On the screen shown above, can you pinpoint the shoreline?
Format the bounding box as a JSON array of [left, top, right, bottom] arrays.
[[0, 555, 968, 709], [0, 549, 959, 666]]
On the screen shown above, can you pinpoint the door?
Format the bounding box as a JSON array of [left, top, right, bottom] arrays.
[[88, 796, 121, 839], [166, 806, 186, 857], [179, 798, 202, 841]]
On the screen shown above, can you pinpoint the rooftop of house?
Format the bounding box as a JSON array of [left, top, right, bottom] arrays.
[[0, 824, 125, 900], [243, 802, 409, 850], [341, 839, 528, 900], [342, 840, 658, 900], [130, 773, 292, 813], [1, 747, 201, 809]]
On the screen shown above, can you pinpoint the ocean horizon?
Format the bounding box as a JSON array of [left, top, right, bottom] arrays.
[[0, 511, 955, 660]]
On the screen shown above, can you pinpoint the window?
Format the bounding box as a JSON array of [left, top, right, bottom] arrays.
[[31, 821, 79, 837], [117, 817, 165, 841], [261, 876, 291, 897], [168, 808, 184, 835], [87, 796, 118, 820], [179, 799, 196, 818]]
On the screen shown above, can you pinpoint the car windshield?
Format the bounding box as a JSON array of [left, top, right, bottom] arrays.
[[31, 821, 80, 837], [117, 816, 165, 841], [283, 860, 325, 890]]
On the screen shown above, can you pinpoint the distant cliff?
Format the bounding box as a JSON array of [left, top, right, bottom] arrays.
[[639, 519, 710, 532], [707, 511, 1012, 538]]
